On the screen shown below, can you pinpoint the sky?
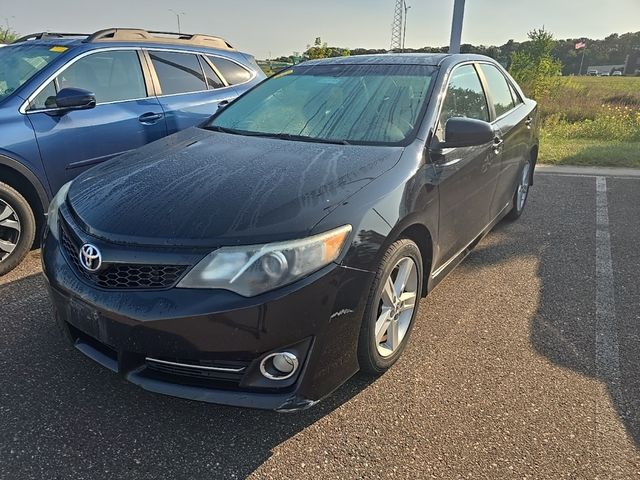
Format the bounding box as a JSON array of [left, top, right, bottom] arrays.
[[4, 0, 640, 58]]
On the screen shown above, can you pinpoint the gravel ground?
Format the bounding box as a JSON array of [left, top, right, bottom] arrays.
[[0, 172, 638, 479]]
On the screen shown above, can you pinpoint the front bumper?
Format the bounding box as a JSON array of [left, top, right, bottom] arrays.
[[42, 224, 373, 411]]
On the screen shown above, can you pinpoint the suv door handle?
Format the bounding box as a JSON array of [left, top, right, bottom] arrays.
[[138, 112, 164, 124], [525, 117, 533, 128]]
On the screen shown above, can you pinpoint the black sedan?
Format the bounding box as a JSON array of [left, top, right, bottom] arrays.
[[42, 54, 539, 411]]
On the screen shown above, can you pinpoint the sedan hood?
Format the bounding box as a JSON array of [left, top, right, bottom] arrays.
[[67, 128, 403, 247]]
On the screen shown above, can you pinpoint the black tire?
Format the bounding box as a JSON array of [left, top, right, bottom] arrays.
[[357, 238, 423, 375], [504, 157, 533, 222], [0, 182, 36, 276]]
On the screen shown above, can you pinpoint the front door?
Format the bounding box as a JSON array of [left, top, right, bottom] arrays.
[[25, 49, 167, 193], [430, 63, 501, 268]]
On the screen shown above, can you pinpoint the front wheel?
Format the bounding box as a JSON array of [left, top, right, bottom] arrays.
[[0, 182, 36, 276], [357, 239, 423, 374], [505, 158, 533, 221]]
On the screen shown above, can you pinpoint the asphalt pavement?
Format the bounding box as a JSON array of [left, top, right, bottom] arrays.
[[1, 170, 639, 479]]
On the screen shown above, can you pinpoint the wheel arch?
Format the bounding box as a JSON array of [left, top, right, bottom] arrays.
[[0, 156, 50, 244]]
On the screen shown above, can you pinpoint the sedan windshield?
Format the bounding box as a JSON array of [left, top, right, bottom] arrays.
[[0, 44, 66, 102], [206, 63, 436, 146]]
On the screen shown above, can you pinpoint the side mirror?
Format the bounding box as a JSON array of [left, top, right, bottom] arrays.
[[54, 88, 96, 112], [440, 117, 494, 148]]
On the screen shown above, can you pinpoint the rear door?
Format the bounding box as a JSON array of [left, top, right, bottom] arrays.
[[477, 63, 533, 216], [146, 50, 238, 134], [26, 49, 167, 192], [431, 63, 501, 267]]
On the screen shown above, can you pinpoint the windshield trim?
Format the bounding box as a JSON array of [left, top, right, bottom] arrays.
[[205, 63, 438, 148]]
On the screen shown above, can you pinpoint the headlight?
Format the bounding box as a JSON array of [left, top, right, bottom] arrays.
[[46, 181, 72, 239], [177, 225, 352, 297]]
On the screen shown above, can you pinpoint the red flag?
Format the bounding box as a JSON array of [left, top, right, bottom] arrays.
[[575, 41, 586, 50]]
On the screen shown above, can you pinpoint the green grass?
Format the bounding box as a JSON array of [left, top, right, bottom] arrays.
[[538, 76, 640, 168], [539, 138, 640, 168]]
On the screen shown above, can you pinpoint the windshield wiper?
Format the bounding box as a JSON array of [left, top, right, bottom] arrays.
[[204, 126, 350, 145], [202, 125, 245, 135], [240, 131, 351, 145]]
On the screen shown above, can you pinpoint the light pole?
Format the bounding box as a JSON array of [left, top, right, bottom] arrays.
[[169, 9, 186, 34], [402, 2, 411, 52], [449, 0, 466, 54]]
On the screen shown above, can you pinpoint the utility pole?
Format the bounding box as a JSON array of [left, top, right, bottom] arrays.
[[449, 0, 466, 54], [402, 2, 411, 52], [169, 9, 186, 34]]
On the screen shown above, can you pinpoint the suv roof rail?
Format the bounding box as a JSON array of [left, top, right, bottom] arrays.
[[12, 32, 89, 43], [84, 28, 235, 50]]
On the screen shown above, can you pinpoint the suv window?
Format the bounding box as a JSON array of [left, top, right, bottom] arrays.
[[208, 56, 251, 85], [479, 64, 516, 118], [29, 50, 146, 109], [150, 51, 207, 95], [438, 64, 489, 139], [199, 57, 224, 89]]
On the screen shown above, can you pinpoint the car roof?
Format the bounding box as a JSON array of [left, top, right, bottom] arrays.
[[10, 29, 238, 53], [301, 53, 496, 67]]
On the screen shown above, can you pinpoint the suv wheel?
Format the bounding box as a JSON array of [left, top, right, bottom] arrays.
[[0, 182, 36, 276]]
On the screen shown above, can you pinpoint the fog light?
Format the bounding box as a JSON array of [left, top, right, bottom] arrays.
[[260, 352, 299, 380]]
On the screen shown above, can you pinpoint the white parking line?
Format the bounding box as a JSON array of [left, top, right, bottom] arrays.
[[594, 176, 624, 433]]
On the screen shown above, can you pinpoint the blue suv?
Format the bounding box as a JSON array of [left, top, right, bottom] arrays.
[[0, 28, 265, 274]]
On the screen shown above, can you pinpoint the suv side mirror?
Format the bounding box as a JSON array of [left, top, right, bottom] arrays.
[[440, 117, 494, 148], [54, 88, 96, 112]]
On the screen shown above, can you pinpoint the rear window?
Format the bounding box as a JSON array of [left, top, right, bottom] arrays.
[[0, 44, 67, 102], [150, 51, 207, 95], [208, 56, 252, 85]]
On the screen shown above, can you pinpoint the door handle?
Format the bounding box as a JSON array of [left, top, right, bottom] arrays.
[[138, 112, 164, 124], [525, 117, 533, 128], [492, 137, 504, 153], [217, 100, 230, 111]]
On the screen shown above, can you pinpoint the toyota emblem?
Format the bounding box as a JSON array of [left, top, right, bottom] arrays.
[[79, 244, 102, 272]]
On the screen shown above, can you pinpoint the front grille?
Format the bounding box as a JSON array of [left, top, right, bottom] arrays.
[[145, 357, 250, 386], [59, 217, 188, 290]]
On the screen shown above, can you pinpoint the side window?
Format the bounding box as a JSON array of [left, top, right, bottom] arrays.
[[199, 56, 224, 89], [509, 83, 523, 106], [149, 51, 207, 95], [208, 56, 252, 85], [29, 80, 57, 110], [56, 50, 146, 103], [479, 64, 516, 118], [438, 64, 489, 139]]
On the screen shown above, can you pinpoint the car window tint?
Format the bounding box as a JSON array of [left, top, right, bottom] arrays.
[[208, 56, 251, 85], [438, 64, 489, 138], [509, 82, 523, 105], [56, 50, 146, 103], [150, 51, 207, 95], [479, 64, 516, 118], [199, 57, 224, 89], [29, 80, 58, 110]]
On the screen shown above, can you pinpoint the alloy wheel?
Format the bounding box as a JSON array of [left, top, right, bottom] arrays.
[[375, 256, 419, 357], [517, 162, 531, 211], [0, 199, 21, 263]]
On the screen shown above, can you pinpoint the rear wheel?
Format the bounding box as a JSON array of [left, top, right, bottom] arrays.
[[357, 239, 423, 374], [0, 182, 36, 276], [505, 158, 533, 221]]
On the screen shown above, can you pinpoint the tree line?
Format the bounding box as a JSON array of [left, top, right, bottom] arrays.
[[272, 31, 640, 75]]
